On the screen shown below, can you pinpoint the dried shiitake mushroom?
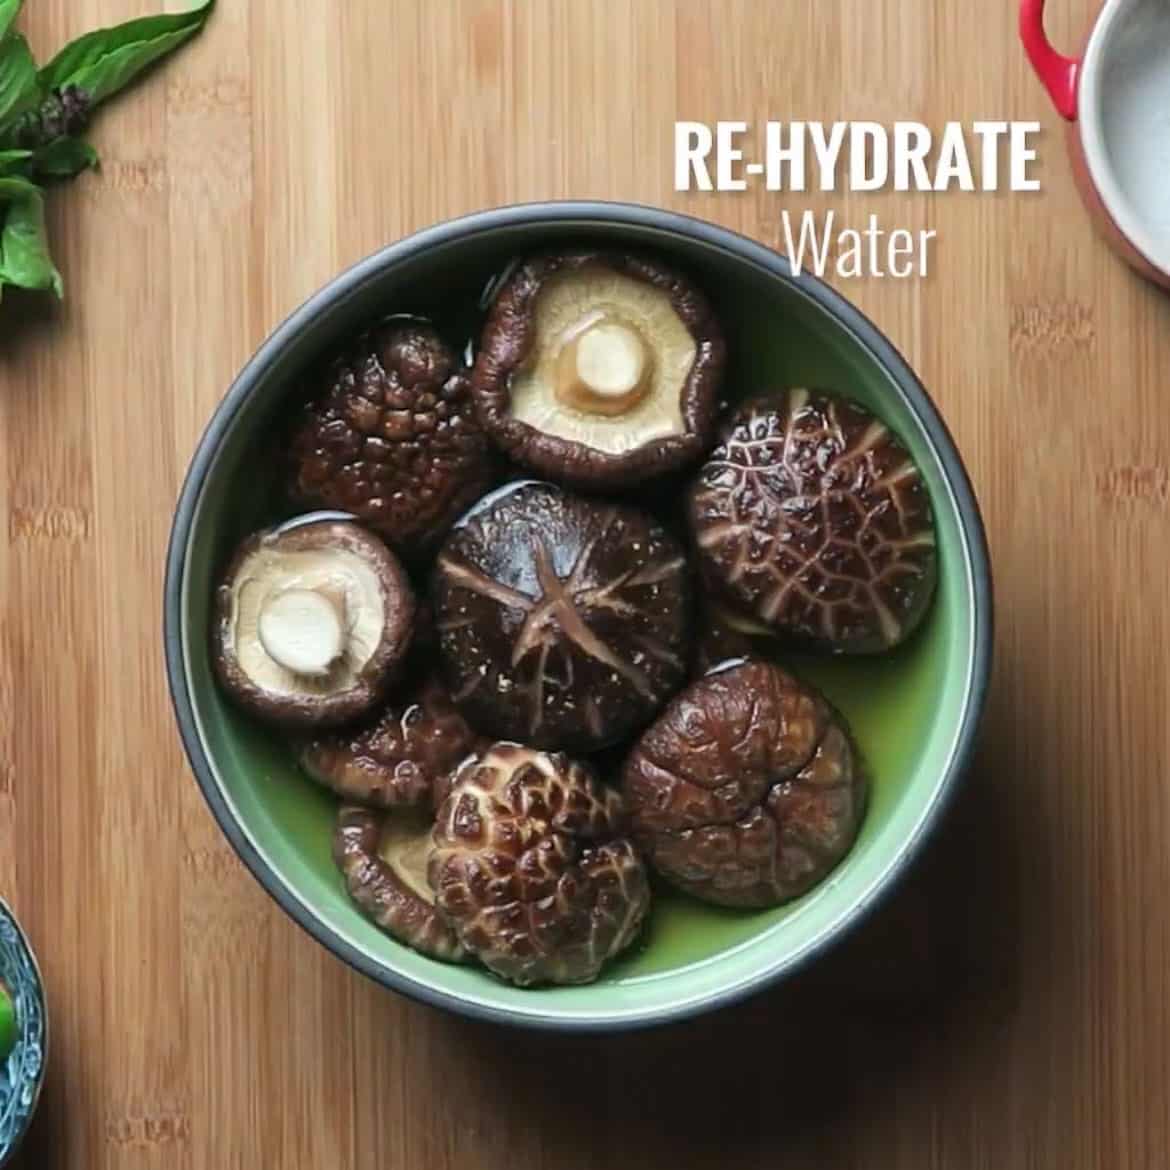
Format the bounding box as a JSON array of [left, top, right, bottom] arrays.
[[334, 805, 467, 961], [432, 481, 691, 752], [429, 743, 649, 986], [622, 660, 866, 908], [212, 519, 414, 728], [300, 678, 480, 809], [472, 252, 726, 488], [689, 389, 937, 653], [288, 321, 497, 555]]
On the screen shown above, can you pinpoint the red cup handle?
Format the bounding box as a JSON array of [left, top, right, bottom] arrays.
[[1020, 0, 1080, 120]]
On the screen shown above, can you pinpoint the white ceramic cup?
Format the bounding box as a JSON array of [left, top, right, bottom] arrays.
[[1022, 0, 1170, 287]]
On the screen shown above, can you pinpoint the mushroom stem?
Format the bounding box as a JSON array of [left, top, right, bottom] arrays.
[[556, 318, 651, 416], [258, 587, 348, 678]]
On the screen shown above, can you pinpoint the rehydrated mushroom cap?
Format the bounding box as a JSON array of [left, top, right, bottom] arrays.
[[429, 743, 650, 986], [300, 678, 481, 809], [622, 660, 866, 908], [334, 805, 467, 961], [289, 321, 497, 554], [689, 389, 937, 653], [433, 481, 691, 752], [213, 519, 415, 728], [472, 252, 726, 488]]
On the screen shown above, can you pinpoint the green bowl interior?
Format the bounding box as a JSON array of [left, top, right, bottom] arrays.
[[178, 219, 978, 1026]]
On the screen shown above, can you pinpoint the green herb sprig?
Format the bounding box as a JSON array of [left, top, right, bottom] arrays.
[[0, 0, 214, 302]]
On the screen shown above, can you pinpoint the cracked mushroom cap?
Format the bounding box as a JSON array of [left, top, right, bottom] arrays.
[[472, 252, 726, 489], [212, 519, 415, 728], [428, 743, 649, 986], [433, 481, 691, 752], [622, 660, 866, 908], [334, 805, 467, 962], [300, 677, 482, 809], [688, 389, 938, 654], [288, 321, 497, 555]]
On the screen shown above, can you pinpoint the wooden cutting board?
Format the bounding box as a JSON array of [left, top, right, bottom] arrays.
[[2, 1, 1167, 1166]]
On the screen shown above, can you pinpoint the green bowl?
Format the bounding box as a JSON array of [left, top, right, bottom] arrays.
[[164, 202, 992, 1031]]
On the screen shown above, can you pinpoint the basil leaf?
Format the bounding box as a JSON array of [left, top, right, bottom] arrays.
[[0, 148, 31, 175], [0, 32, 40, 134], [31, 136, 97, 179], [0, 0, 22, 42], [38, 0, 215, 104], [0, 177, 62, 296]]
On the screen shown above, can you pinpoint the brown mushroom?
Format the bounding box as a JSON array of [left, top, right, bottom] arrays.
[[688, 389, 937, 654], [428, 743, 649, 986], [432, 481, 691, 752], [334, 805, 467, 961], [288, 321, 497, 555], [212, 519, 414, 728], [300, 678, 481, 809], [472, 252, 726, 488], [622, 660, 866, 908]]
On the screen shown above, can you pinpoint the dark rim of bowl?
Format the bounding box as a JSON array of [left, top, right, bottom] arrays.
[[164, 200, 994, 1033]]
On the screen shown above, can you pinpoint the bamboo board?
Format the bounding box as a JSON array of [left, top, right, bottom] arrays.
[[2, 2, 1168, 1166]]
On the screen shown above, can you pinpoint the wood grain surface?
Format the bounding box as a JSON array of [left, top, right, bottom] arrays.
[[1, 1, 1167, 1166]]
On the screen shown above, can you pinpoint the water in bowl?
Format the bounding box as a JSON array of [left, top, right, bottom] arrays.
[[199, 250, 958, 986]]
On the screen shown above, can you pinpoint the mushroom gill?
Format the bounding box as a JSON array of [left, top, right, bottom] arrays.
[[472, 252, 726, 488], [509, 267, 695, 453]]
